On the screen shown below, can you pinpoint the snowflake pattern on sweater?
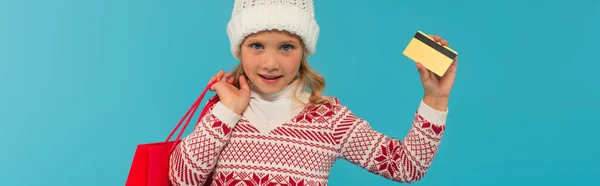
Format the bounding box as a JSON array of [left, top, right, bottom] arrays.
[[169, 96, 447, 186]]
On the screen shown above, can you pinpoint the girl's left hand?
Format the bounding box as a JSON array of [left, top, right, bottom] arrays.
[[415, 34, 458, 111]]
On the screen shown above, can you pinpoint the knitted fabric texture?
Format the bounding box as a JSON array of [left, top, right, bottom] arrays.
[[169, 96, 448, 186], [226, 0, 320, 59]]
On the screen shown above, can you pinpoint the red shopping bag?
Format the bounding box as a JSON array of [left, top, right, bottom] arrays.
[[126, 81, 219, 186]]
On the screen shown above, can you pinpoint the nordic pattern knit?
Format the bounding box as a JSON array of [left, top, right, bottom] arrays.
[[169, 95, 448, 186]]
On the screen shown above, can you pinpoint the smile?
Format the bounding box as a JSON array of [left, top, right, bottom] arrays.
[[259, 74, 283, 84]]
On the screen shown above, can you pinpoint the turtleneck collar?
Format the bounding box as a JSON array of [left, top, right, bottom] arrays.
[[250, 78, 306, 102]]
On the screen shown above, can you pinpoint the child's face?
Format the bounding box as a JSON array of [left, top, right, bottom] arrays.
[[240, 30, 304, 94]]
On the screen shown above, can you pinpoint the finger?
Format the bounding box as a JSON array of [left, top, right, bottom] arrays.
[[442, 59, 458, 81], [429, 34, 441, 43], [220, 70, 226, 81], [216, 70, 224, 81], [446, 62, 457, 73], [415, 62, 428, 75], [209, 75, 216, 84], [209, 76, 217, 91], [222, 72, 233, 85], [451, 58, 458, 68], [222, 72, 233, 82], [227, 75, 235, 84], [211, 82, 226, 94], [429, 34, 436, 42], [440, 65, 456, 84], [429, 34, 437, 40], [441, 39, 448, 46], [239, 75, 250, 92], [415, 62, 424, 69], [210, 81, 219, 91]]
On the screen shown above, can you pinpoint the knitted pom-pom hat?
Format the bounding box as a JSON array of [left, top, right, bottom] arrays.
[[226, 0, 320, 59]]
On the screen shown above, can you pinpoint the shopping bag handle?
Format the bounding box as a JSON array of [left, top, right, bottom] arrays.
[[166, 81, 219, 145]]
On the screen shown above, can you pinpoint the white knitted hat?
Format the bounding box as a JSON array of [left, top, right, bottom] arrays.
[[226, 0, 320, 59]]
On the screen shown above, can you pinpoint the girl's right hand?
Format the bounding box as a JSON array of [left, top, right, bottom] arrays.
[[209, 70, 251, 115]]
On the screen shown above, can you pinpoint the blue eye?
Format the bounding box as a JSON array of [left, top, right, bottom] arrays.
[[250, 43, 263, 50], [281, 44, 294, 51]]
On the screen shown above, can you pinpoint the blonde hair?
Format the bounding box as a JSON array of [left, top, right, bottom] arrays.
[[230, 31, 332, 107]]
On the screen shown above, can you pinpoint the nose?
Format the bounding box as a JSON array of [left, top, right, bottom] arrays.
[[262, 54, 279, 72]]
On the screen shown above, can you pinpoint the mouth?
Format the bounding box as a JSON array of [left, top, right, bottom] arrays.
[[258, 74, 283, 80], [258, 74, 283, 84]]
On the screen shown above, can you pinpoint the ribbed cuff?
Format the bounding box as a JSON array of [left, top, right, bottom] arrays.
[[417, 99, 449, 126], [211, 102, 242, 128]]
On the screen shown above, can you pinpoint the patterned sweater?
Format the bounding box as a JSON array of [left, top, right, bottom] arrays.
[[169, 95, 448, 186]]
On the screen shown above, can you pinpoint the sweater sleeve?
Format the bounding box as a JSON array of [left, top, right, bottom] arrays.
[[169, 96, 242, 186], [336, 99, 447, 183]]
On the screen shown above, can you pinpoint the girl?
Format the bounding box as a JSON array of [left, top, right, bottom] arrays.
[[169, 0, 457, 185]]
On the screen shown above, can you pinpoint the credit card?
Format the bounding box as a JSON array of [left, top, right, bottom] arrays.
[[402, 30, 458, 76]]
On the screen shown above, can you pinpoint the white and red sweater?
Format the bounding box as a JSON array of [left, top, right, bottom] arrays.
[[169, 81, 448, 186]]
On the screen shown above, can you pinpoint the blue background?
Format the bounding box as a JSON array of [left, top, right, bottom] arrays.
[[1, 0, 598, 185]]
